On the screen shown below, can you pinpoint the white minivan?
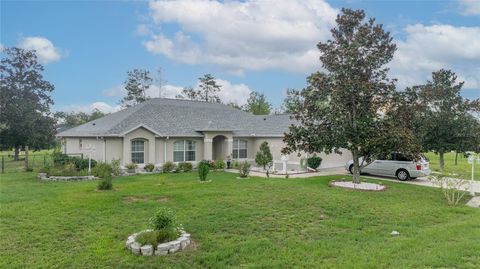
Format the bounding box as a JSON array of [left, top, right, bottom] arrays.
[[345, 152, 431, 181]]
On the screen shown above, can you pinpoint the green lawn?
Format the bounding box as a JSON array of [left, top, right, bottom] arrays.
[[1, 171, 479, 269], [425, 151, 480, 180]]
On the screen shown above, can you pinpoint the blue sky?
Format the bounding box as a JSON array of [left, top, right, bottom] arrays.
[[1, 0, 479, 113]]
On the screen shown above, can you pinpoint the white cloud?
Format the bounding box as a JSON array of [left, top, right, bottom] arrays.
[[458, 0, 480, 15], [18, 36, 63, 64], [143, 0, 337, 74], [102, 78, 252, 105], [389, 24, 480, 90], [58, 102, 121, 114]]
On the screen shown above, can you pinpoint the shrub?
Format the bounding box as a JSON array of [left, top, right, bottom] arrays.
[[215, 159, 226, 170], [150, 207, 177, 231], [307, 156, 322, 170], [111, 159, 121, 176], [178, 162, 193, 172], [162, 161, 176, 173], [430, 173, 468, 206], [238, 161, 251, 178], [198, 160, 210, 181], [136, 230, 159, 246], [144, 163, 155, 172], [45, 163, 83, 176], [92, 162, 113, 178], [255, 141, 273, 169], [52, 151, 97, 171], [136, 229, 179, 247], [97, 177, 113, 190], [74, 158, 97, 171], [125, 163, 137, 170]]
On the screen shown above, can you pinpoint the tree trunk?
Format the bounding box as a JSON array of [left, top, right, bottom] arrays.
[[352, 148, 361, 184], [439, 150, 445, 171], [14, 146, 20, 161], [454, 152, 458, 166]]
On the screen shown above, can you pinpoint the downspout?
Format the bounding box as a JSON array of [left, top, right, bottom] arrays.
[[103, 138, 106, 162]]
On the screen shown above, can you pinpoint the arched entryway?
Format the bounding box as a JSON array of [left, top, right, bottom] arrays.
[[212, 135, 227, 160]]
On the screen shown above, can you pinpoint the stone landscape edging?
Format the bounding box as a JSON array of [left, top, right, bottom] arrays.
[[329, 180, 387, 192], [126, 229, 191, 256], [37, 173, 96, 181]]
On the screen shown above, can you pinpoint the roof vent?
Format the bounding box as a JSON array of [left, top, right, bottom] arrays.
[[263, 117, 266, 120], [92, 123, 96, 126]]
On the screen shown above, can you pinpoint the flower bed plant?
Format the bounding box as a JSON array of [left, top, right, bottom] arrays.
[[126, 207, 190, 256]]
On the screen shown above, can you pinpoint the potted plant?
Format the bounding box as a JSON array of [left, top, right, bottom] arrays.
[[126, 163, 137, 174]]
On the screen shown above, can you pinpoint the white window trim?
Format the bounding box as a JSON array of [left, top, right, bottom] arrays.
[[173, 140, 196, 162], [131, 139, 146, 164], [233, 139, 248, 159]]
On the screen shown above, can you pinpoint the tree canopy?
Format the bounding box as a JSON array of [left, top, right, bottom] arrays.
[[243, 91, 272, 115], [0, 47, 56, 159], [283, 9, 418, 183], [408, 69, 480, 170], [55, 109, 107, 130], [120, 69, 152, 107], [176, 74, 222, 103]]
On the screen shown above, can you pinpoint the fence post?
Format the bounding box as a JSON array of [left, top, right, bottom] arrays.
[[25, 146, 29, 171], [1, 155, 4, 173], [44, 155, 46, 168]]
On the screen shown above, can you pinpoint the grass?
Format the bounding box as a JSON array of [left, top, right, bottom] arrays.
[[425, 151, 480, 180], [1, 171, 479, 268]]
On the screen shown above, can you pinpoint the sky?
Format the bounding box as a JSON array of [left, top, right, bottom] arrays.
[[1, 0, 479, 113]]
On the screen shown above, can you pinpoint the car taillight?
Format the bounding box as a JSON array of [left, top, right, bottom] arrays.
[[416, 163, 421, 170]]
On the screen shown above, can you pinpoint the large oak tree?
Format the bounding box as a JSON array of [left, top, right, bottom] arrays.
[[283, 9, 418, 183], [0, 47, 56, 160]]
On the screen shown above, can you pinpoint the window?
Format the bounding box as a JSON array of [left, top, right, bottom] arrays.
[[131, 139, 145, 164], [233, 139, 247, 159], [173, 140, 196, 162]]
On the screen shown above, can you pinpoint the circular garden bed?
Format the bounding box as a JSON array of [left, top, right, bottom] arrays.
[[126, 229, 191, 256]]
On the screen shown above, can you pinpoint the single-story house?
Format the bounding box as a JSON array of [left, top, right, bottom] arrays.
[[57, 98, 351, 171]]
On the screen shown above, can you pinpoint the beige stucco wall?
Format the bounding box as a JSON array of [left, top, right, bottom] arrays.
[[62, 130, 351, 169], [105, 138, 123, 163], [123, 127, 156, 165], [64, 137, 106, 162], [203, 132, 233, 160], [248, 137, 352, 169]]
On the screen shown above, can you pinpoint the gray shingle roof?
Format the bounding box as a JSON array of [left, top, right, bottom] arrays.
[[57, 98, 296, 138]]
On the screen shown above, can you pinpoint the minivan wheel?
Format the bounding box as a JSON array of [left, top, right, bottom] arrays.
[[396, 169, 410, 181]]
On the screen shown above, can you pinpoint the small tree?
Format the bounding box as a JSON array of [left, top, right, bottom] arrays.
[[243, 91, 272, 115], [198, 160, 210, 181], [120, 69, 152, 107], [255, 141, 273, 170]]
